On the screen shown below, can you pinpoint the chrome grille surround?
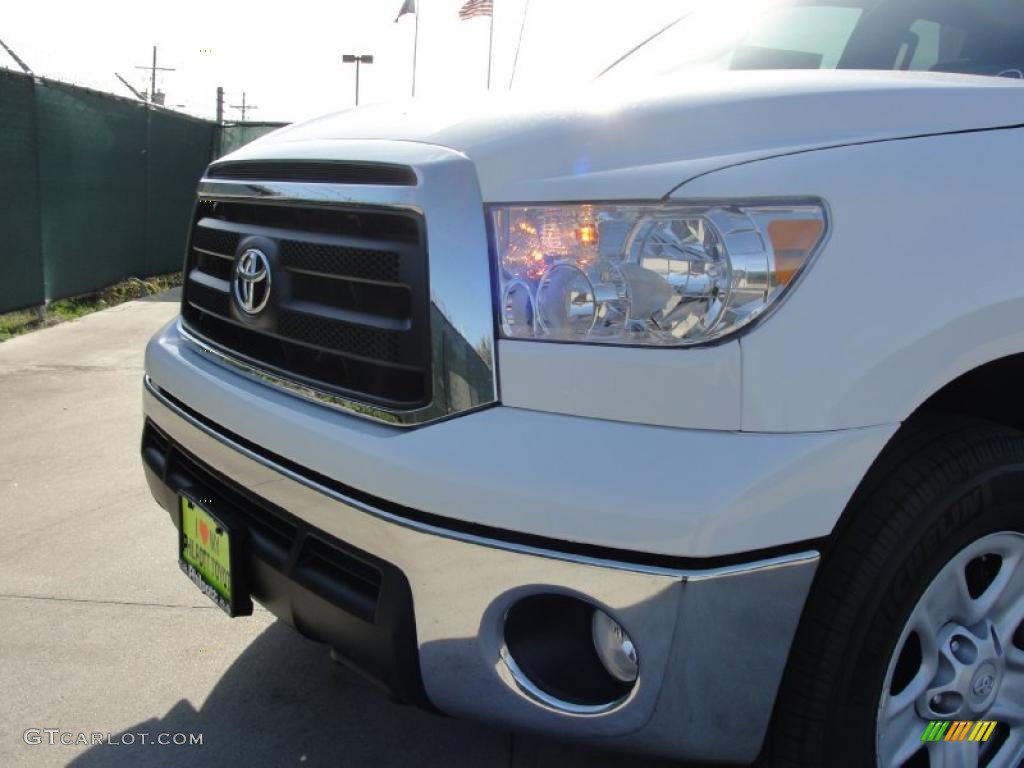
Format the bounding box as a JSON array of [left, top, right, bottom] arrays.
[[181, 140, 498, 427]]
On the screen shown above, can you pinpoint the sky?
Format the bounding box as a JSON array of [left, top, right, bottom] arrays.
[[1, 0, 691, 124]]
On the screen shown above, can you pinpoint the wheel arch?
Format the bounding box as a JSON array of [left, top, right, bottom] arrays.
[[826, 351, 1024, 552]]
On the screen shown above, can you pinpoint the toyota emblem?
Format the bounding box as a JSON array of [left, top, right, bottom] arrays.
[[233, 248, 272, 315]]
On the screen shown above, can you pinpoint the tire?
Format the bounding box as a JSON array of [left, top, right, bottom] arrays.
[[770, 416, 1024, 768]]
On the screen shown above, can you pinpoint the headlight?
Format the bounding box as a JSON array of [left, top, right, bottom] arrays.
[[491, 202, 826, 346]]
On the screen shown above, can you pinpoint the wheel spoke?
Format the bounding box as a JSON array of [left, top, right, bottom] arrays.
[[1006, 643, 1024, 673], [922, 562, 973, 626], [986, 554, 1024, 643], [877, 699, 927, 767], [993, 728, 1024, 767], [990, 670, 1024, 726], [937, 542, 1024, 629], [928, 737, 979, 768], [909, 610, 941, 663]]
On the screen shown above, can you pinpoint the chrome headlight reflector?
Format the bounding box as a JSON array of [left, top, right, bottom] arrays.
[[491, 202, 826, 346]]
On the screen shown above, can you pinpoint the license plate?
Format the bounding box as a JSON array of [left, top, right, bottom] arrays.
[[178, 495, 251, 616]]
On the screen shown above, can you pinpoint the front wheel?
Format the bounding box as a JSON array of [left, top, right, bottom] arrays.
[[771, 418, 1024, 768], [877, 531, 1024, 767]]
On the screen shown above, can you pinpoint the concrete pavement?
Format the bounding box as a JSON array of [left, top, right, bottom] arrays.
[[0, 292, 687, 768]]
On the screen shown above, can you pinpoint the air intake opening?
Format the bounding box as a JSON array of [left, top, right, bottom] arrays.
[[206, 160, 417, 186]]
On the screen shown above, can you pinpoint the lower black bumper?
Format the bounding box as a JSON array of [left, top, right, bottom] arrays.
[[142, 420, 428, 706]]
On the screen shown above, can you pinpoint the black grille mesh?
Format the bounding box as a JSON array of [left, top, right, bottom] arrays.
[[192, 226, 240, 256], [278, 310, 401, 363], [279, 239, 401, 283]]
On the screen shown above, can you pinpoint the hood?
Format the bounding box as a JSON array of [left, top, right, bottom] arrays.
[[233, 70, 1024, 202]]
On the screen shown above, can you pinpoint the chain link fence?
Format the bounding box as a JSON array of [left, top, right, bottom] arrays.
[[0, 68, 287, 314]]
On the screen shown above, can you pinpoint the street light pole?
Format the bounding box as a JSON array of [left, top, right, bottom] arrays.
[[342, 54, 374, 106]]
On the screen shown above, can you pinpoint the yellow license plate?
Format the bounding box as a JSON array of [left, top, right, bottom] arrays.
[[178, 496, 240, 615]]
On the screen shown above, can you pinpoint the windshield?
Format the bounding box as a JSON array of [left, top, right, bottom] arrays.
[[601, 0, 1024, 81]]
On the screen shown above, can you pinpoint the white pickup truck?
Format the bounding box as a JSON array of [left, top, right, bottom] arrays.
[[141, 1, 1024, 765]]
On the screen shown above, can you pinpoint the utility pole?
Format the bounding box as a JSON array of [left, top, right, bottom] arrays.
[[115, 73, 147, 101], [342, 54, 374, 106], [134, 45, 175, 104], [0, 37, 32, 74], [215, 86, 225, 124], [230, 92, 258, 121]]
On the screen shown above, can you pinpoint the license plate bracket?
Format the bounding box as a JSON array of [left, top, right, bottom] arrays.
[[177, 494, 253, 617]]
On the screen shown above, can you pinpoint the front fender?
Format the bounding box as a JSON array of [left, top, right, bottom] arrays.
[[672, 125, 1024, 432]]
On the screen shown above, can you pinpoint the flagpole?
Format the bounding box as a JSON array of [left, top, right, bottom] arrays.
[[486, 3, 494, 90], [412, 3, 420, 97], [509, 0, 528, 89]]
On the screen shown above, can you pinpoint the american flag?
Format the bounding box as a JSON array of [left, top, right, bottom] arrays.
[[458, 0, 493, 20], [394, 0, 416, 22]]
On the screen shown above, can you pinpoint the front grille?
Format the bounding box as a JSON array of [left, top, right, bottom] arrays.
[[181, 198, 431, 409]]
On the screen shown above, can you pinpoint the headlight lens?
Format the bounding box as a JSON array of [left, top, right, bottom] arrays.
[[491, 202, 826, 345]]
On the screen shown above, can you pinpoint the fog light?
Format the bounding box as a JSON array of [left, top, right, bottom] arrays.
[[502, 594, 636, 710], [591, 609, 639, 683]]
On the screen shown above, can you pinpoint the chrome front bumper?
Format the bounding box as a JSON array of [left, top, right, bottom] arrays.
[[143, 377, 817, 763]]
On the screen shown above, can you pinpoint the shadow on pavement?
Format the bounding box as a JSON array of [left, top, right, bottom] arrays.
[[66, 621, 689, 768], [67, 621, 506, 767]]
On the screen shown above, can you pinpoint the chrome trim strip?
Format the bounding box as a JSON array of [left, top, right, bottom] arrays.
[[179, 321, 456, 427], [188, 143, 498, 427], [197, 178, 423, 210], [144, 374, 817, 579], [191, 246, 233, 260]]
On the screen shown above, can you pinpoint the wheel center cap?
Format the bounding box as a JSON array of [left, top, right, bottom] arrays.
[[969, 662, 1000, 705]]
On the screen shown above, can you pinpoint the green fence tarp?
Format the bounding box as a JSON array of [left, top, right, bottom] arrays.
[[0, 69, 44, 311], [0, 72, 221, 314], [148, 109, 218, 276], [35, 80, 150, 300]]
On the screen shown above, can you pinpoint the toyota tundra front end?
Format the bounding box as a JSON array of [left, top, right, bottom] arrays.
[[141, 2, 1024, 765]]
